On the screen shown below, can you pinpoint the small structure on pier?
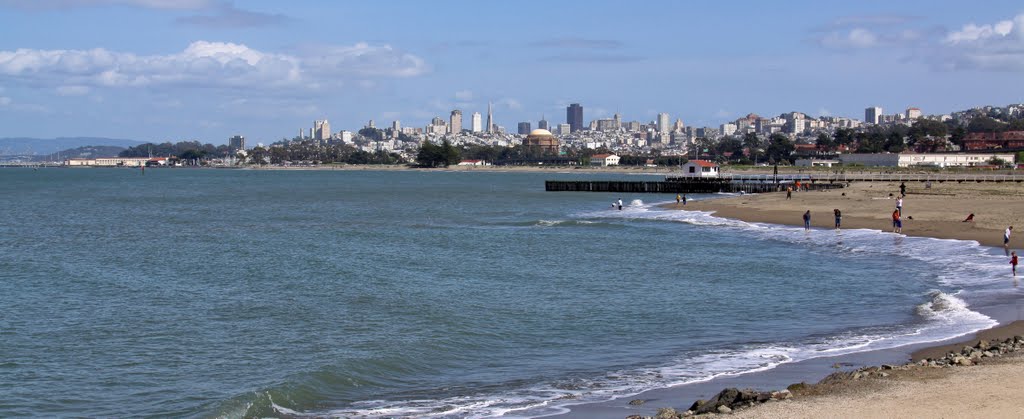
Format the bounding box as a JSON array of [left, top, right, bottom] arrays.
[[680, 160, 719, 178]]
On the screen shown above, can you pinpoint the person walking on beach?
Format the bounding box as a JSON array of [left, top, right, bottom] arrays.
[[617, 198, 623, 211], [1012, 251, 1018, 277], [892, 209, 902, 233], [676, 193, 681, 205], [1005, 226, 1013, 248], [803, 210, 811, 230], [899, 182, 907, 197], [682, 194, 687, 205], [786, 186, 792, 199], [896, 196, 903, 216], [834, 209, 842, 230]]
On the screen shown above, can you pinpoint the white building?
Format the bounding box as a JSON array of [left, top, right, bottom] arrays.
[[589, 153, 621, 166], [906, 107, 922, 120], [314, 120, 331, 141], [720, 123, 737, 136], [471, 112, 482, 132], [795, 158, 840, 167], [839, 152, 1016, 168], [450, 110, 463, 134], [680, 160, 720, 177], [657, 113, 670, 135], [558, 123, 571, 136], [340, 130, 353, 143]]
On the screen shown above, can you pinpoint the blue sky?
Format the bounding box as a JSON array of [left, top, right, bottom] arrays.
[[1, 0, 1022, 144]]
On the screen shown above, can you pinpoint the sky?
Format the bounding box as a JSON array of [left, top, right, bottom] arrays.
[[1, 0, 1023, 145]]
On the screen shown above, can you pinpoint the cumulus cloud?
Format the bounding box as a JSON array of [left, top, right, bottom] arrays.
[[0, 41, 427, 92], [935, 13, 1024, 71]]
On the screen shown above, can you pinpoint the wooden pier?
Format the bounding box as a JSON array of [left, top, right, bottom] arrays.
[[545, 177, 843, 194]]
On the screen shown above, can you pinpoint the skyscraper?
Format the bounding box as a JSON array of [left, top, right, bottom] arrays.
[[517, 122, 531, 135], [228, 135, 245, 151], [538, 115, 549, 130], [471, 112, 482, 132], [450, 110, 463, 134], [486, 102, 494, 134], [567, 103, 583, 133], [657, 113, 670, 135], [865, 107, 882, 125], [314, 120, 331, 141]]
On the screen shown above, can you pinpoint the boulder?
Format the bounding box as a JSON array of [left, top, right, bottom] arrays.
[[628, 399, 646, 406], [786, 382, 808, 392], [717, 405, 733, 414], [977, 339, 991, 350], [654, 407, 680, 419], [770, 390, 792, 400]]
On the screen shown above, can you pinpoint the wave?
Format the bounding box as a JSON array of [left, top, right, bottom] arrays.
[[232, 200, 1001, 418]]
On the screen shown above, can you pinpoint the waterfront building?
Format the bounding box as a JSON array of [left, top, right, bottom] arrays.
[[450, 110, 463, 134], [517, 122, 531, 135], [567, 103, 583, 132], [839, 152, 1016, 167], [589, 153, 621, 166], [228, 135, 245, 151], [865, 107, 882, 125], [471, 112, 482, 132], [681, 160, 720, 178]]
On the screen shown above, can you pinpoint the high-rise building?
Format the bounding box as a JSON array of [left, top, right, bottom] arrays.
[[657, 113, 670, 135], [391, 120, 401, 138], [450, 110, 463, 134], [567, 103, 583, 132], [906, 107, 922, 120], [517, 122, 531, 135], [538, 116, 549, 130], [314, 120, 331, 141], [613, 113, 622, 130], [228, 135, 245, 151], [367, 120, 375, 129], [471, 112, 482, 132], [865, 107, 882, 124], [558, 123, 571, 136], [486, 102, 494, 134]]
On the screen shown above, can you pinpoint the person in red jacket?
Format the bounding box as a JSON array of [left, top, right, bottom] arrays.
[[1012, 251, 1018, 277]]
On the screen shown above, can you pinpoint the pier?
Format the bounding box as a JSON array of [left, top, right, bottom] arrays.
[[545, 173, 1024, 194]]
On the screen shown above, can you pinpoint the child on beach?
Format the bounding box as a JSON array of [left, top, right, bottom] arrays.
[[834, 209, 841, 230], [1005, 226, 1013, 248], [786, 186, 792, 199], [1012, 251, 1018, 276], [892, 209, 902, 233]]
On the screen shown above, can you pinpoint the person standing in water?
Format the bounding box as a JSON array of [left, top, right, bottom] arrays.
[[682, 194, 687, 205], [833, 209, 842, 230], [1011, 251, 1018, 277], [1005, 226, 1013, 248], [676, 194, 681, 205], [803, 210, 811, 230], [617, 198, 623, 211]]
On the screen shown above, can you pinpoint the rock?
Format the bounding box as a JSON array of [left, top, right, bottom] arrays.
[[688, 399, 705, 412], [983, 351, 995, 358], [786, 382, 808, 392], [879, 372, 889, 377], [628, 399, 645, 406], [881, 364, 895, 370], [682, 410, 694, 417], [852, 372, 863, 380], [755, 392, 772, 403], [977, 339, 991, 350], [654, 407, 679, 419], [625, 415, 645, 419], [717, 405, 733, 414], [770, 390, 792, 400]]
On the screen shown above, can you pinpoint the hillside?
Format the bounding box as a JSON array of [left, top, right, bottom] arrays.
[[0, 137, 145, 156], [32, 145, 128, 161]]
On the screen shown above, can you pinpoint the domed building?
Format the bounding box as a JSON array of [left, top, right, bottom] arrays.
[[523, 129, 559, 156]]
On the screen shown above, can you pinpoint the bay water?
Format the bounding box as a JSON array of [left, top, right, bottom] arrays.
[[0, 168, 1013, 417]]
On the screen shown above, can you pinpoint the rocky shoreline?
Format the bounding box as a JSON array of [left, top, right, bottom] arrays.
[[625, 336, 1024, 418]]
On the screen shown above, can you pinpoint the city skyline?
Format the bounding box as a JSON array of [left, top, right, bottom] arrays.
[[0, 1, 1023, 144]]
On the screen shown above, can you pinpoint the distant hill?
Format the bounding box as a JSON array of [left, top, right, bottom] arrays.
[[31, 145, 128, 162], [0, 137, 145, 156]]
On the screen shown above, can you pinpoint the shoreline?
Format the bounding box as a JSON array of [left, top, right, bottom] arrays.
[[561, 181, 1024, 418]]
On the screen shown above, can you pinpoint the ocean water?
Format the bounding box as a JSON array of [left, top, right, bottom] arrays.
[[0, 168, 1015, 418]]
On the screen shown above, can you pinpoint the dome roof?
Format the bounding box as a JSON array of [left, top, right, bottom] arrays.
[[528, 129, 554, 136]]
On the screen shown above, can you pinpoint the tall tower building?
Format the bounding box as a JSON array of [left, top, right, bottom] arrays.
[[865, 107, 882, 125], [567, 103, 583, 133], [471, 112, 482, 132], [314, 120, 331, 141], [228, 135, 245, 151], [657, 113, 670, 135], [538, 115, 549, 130], [517, 122, 532, 135], [486, 102, 494, 134], [613, 113, 622, 130], [450, 110, 463, 134]]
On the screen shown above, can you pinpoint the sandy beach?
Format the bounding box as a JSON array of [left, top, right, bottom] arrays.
[[667, 179, 1024, 418]]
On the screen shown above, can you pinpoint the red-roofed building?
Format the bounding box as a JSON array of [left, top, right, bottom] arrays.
[[963, 131, 1024, 151], [680, 159, 719, 178], [589, 153, 620, 166]]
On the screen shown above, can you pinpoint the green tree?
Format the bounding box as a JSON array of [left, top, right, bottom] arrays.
[[815, 132, 835, 151], [967, 116, 1007, 133], [765, 133, 795, 164]]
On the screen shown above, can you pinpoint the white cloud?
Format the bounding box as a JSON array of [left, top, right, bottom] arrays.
[[0, 41, 427, 92], [936, 13, 1024, 71], [819, 28, 878, 49]]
